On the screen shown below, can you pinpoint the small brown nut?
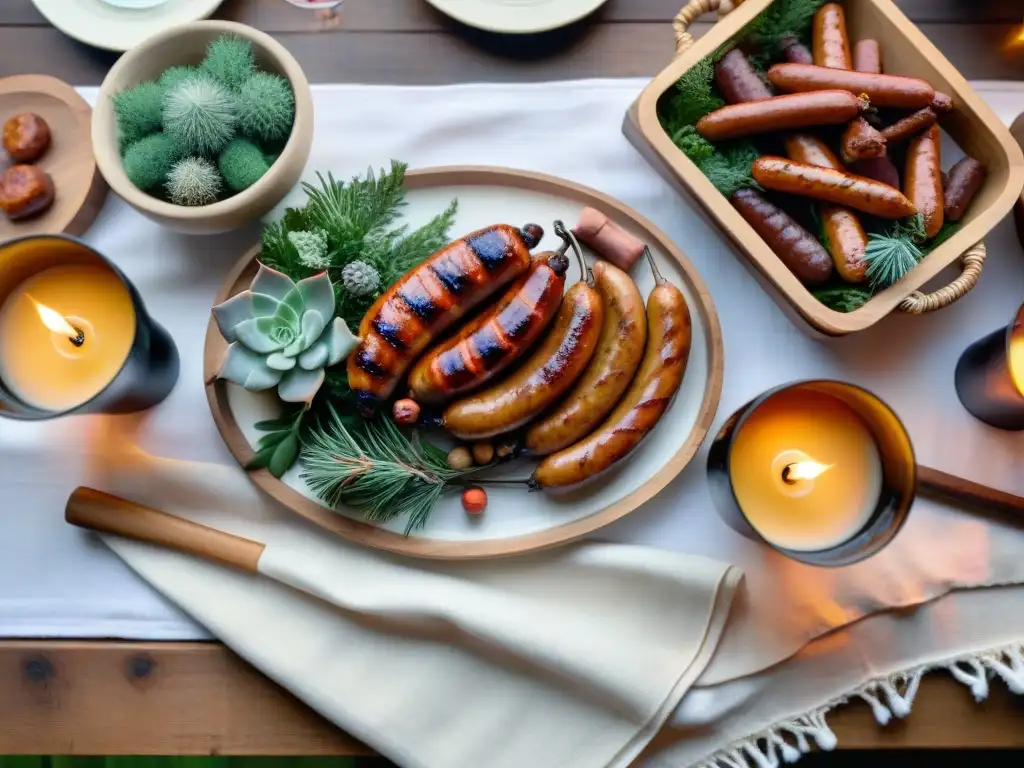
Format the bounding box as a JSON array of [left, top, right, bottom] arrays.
[[391, 398, 421, 427], [495, 442, 516, 460], [0, 165, 55, 221], [471, 441, 494, 465], [3, 113, 51, 163], [447, 446, 473, 471]]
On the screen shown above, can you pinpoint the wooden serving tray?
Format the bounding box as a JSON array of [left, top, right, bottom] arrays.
[[623, 0, 1024, 337], [203, 166, 724, 560]]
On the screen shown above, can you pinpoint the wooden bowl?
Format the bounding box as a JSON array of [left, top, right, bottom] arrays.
[[623, 0, 1024, 337], [203, 166, 725, 560], [0, 75, 108, 239], [91, 20, 313, 235]]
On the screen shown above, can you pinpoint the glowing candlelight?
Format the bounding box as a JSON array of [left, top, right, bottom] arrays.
[[781, 460, 833, 484], [1004, 24, 1024, 54], [30, 296, 84, 346]]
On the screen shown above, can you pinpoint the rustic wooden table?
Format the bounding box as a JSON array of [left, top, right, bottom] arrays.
[[1, 0, 1023, 758]]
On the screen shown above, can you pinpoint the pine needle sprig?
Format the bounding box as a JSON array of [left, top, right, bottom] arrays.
[[742, 0, 827, 69], [660, 56, 724, 135], [864, 214, 926, 289], [300, 406, 478, 534]]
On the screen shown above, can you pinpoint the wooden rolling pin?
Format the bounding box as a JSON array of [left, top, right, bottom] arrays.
[[66, 467, 1024, 564]]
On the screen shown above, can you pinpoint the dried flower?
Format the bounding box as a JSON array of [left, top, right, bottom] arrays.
[[341, 260, 381, 297], [287, 229, 331, 269]]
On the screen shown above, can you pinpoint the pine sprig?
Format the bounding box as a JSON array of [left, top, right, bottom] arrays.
[[864, 214, 926, 289], [742, 0, 827, 69], [300, 407, 479, 534]]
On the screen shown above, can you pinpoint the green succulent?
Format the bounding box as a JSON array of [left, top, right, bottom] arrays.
[[236, 72, 295, 143], [212, 264, 359, 404], [201, 34, 255, 91], [341, 260, 381, 298], [287, 229, 331, 270], [163, 73, 237, 156], [112, 80, 165, 148], [158, 65, 198, 92], [122, 132, 180, 191], [218, 138, 269, 192], [166, 156, 221, 206]]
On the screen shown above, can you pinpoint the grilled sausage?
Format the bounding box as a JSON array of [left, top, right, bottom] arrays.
[[904, 124, 944, 237], [944, 156, 986, 222], [442, 280, 604, 440], [716, 48, 772, 104], [408, 250, 567, 404], [841, 117, 888, 164], [782, 36, 814, 65], [767, 63, 936, 109], [695, 90, 866, 141], [531, 252, 690, 490], [783, 135, 868, 284], [852, 39, 882, 74], [880, 107, 938, 145], [931, 91, 954, 112], [347, 223, 542, 417], [848, 156, 901, 189], [784, 132, 843, 168], [753, 156, 917, 218], [813, 3, 852, 69], [524, 259, 647, 456], [730, 188, 832, 285]]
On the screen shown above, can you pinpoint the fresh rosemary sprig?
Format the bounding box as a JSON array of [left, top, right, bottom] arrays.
[[300, 406, 482, 534]]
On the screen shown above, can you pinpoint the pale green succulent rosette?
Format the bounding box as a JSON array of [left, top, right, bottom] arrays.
[[212, 264, 359, 403]]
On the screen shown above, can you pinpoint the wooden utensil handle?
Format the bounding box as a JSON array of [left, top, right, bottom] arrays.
[[66, 487, 265, 574], [917, 465, 1024, 523]]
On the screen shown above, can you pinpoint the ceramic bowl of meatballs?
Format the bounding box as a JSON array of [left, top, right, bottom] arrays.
[[628, 0, 1024, 336], [91, 20, 313, 235], [203, 166, 724, 560], [0, 75, 109, 238]]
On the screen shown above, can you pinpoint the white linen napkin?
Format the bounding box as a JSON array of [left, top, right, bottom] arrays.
[[83, 435, 740, 768]]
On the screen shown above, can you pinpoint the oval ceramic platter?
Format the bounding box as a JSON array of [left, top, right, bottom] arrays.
[[0, 75, 108, 239], [204, 166, 724, 560]]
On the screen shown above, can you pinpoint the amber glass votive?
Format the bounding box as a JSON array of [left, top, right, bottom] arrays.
[[707, 380, 916, 567], [0, 234, 179, 420], [954, 303, 1024, 431]]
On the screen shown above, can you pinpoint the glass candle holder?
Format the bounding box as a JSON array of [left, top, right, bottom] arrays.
[[707, 380, 916, 567], [954, 303, 1024, 431], [0, 234, 179, 420]]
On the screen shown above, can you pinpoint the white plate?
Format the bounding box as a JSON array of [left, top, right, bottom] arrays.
[[31, 0, 226, 52], [425, 0, 611, 34], [205, 166, 724, 559]]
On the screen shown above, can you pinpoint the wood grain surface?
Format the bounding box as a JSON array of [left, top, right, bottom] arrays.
[[1, 0, 1023, 757]]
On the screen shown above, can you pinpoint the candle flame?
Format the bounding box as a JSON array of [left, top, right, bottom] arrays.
[[29, 296, 78, 337], [1004, 24, 1024, 52], [784, 461, 833, 482]]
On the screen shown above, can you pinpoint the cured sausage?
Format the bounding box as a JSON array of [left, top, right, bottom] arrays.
[[848, 156, 901, 189], [852, 39, 882, 74], [841, 117, 887, 164], [531, 250, 690, 490], [944, 156, 986, 222], [782, 36, 814, 65], [879, 108, 938, 145], [767, 63, 936, 109], [931, 91, 954, 112], [524, 259, 647, 456], [730, 187, 832, 285], [441, 245, 604, 441], [783, 135, 867, 284], [695, 90, 866, 141], [904, 124, 944, 237], [813, 3, 852, 69], [752, 156, 918, 219], [715, 48, 772, 104], [347, 223, 542, 417], [408, 249, 567, 404], [573, 207, 645, 271]]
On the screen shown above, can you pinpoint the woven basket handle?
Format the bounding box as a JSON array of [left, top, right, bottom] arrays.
[[671, 0, 984, 313]]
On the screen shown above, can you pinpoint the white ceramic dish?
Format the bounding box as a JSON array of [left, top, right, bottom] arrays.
[[31, 0, 225, 52], [425, 0, 610, 34], [205, 166, 724, 560]]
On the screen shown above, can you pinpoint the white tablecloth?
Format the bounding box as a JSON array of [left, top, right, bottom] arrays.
[[3, 82, 1024, 758]]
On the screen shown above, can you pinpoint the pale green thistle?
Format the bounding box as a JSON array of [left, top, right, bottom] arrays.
[[236, 72, 295, 143], [201, 34, 255, 91], [163, 73, 237, 156], [166, 156, 222, 206]]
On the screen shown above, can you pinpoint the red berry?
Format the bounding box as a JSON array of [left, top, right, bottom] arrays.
[[462, 487, 487, 515]]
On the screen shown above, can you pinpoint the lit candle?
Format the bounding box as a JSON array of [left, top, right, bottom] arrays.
[[0, 235, 179, 419], [708, 380, 916, 566], [955, 302, 1024, 431]]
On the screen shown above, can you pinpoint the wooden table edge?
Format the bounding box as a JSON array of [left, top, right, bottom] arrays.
[[0, 639, 1022, 756]]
